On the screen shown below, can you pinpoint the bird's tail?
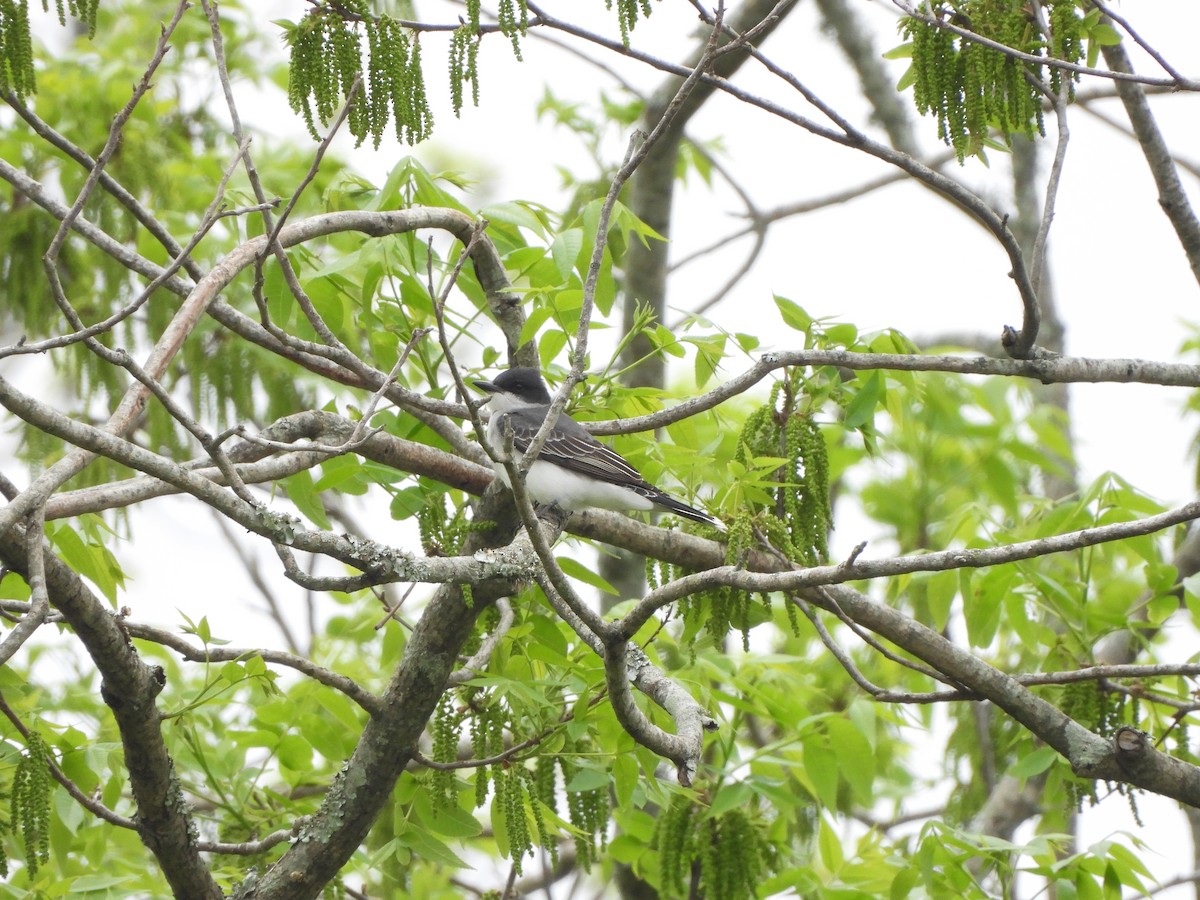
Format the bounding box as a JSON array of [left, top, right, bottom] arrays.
[[652, 493, 727, 532]]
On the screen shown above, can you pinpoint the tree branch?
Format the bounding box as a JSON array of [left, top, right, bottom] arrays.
[[1101, 34, 1200, 288], [0, 524, 222, 896], [0, 375, 538, 585]]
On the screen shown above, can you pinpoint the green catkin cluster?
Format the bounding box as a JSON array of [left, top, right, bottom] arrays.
[[9, 730, 52, 878], [699, 809, 773, 900], [464, 0, 481, 32], [1175, 720, 1194, 766], [559, 755, 608, 871], [785, 412, 831, 563], [286, 3, 432, 147], [655, 796, 774, 900], [0, 0, 35, 98], [519, 767, 555, 866], [1125, 781, 1143, 828], [736, 375, 832, 566], [417, 493, 475, 604], [1047, 0, 1083, 94], [901, 0, 1084, 161], [47, 0, 98, 33], [782, 589, 802, 636], [469, 691, 507, 807], [286, 7, 355, 140], [692, 373, 830, 647], [606, 0, 655, 46], [673, 374, 830, 650], [531, 754, 560, 867], [416, 494, 471, 557], [1119, 695, 1145, 825], [495, 0, 527, 59], [1060, 682, 1103, 812], [1061, 679, 1103, 732], [430, 695, 461, 813], [470, 700, 491, 808], [495, 763, 532, 874], [391, 28, 431, 146], [2, 0, 101, 99], [1089, 689, 1148, 821], [655, 793, 696, 896], [1096, 683, 1123, 738], [649, 556, 708, 661], [448, 24, 481, 117]]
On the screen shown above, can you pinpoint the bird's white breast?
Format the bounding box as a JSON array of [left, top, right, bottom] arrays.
[[485, 414, 652, 512]]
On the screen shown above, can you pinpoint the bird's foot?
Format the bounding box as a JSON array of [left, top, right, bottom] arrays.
[[534, 501, 572, 529]]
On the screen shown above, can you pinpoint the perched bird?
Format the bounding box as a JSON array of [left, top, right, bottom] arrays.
[[473, 367, 723, 529]]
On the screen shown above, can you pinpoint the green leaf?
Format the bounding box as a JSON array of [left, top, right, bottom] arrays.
[[565, 766, 609, 793], [284, 470, 332, 530], [925, 570, 957, 632], [556, 557, 618, 597], [827, 716, 875, 803], [1089, 23, 1121, 46], [397, 825, 472, 868], [481, 201, 547, 234], [518, 303, 554, 347], [708, 781, 754, 818], [1009, 745, 1058, 779], [390, 486, 429, 521], [607, 833, 646, 865], [538, 329, 568, 367], [818, 815, 844, 871], [963, 566, 1010, 648], [490, 790, 510, 857], [550, 227, 583, 279], [46, 521, 123, 603], [219, 661, 245, 684], [882, 41, 913, 60], [67, 874, 139, 891], [824, 322, 858, 346], [843, 371, 883, 429], [313, 454, 368, 494], [425, 804, 483, 838], [774, 295, 812, 332], [803, 739, 839, 809], [612, 753, 638, 808], [277, 733, 313, 772]]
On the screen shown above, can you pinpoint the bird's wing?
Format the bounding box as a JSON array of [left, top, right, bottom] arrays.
[[505, 414, 655, 491]]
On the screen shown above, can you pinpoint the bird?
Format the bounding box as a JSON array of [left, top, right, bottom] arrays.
[[473, 367, 724, 529]]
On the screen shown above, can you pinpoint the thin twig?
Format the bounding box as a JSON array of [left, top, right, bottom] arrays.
[[0, 689, 138, 831], [889, 0, 1199, 90], [0, 509, 50, 666], [447, 598, 515, 685], [122, 619, 382, 715]]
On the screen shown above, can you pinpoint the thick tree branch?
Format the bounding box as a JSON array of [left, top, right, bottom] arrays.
[[1101, 37, 1200, 288], [247, 491, 560, 900], [0, 376, 537, 585], [587, 349, 1200, 436], [0, 525, 221, 897], [570, 514, 1200, 806], [614, 495, 1200, 639]]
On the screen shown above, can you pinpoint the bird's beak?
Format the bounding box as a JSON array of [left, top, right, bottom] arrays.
[[473, 379, 498, 402]]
